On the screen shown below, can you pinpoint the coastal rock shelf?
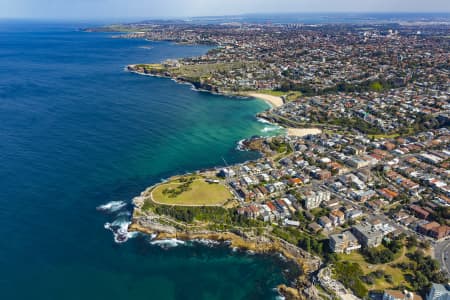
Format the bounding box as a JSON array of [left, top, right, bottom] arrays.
[[129, 212, 322, 300]]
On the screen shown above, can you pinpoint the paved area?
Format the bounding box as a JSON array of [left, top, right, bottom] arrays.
[[434, 239, 450, 274]]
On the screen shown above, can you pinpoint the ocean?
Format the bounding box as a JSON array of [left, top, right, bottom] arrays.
[[0, 21, 287, 299]]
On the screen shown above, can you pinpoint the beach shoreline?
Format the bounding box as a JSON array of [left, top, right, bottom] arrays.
[[243, 92, 284, 108], [125, 62, 326, 299], [128, 66, 322, 138], [287, 127, 322, 137]]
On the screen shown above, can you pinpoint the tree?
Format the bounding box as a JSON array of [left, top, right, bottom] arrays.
[[370, 81, 383, 92], [406, 235, 418, 249], [304, 237, 311, 253]]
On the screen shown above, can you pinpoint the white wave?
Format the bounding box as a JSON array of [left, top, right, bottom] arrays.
[[192, 239, 221, 247], [277, 253, 287, 262], [104, 217, 137, 244], [116, 211, 132, 217], [150, 238, 186, 249], [261, 126, 279, 133], [257, 117, 273, 124], [236, 139, 247, 151], [246, 250, 255, 255], [96, 201, 127, 213]]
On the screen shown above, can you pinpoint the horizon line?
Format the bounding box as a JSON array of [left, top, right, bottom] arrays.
[[1, 11, 450, 23]]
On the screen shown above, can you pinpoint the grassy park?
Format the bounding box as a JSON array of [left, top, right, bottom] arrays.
[[151, 177, 232, 206], [260, 89, 302, 101], [337, 248, 412, 291]]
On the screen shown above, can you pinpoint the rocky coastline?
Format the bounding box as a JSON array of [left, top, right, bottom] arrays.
[[127, 64, 223, 94], [129, 195, 323, 300], [126, 63, 325, 300]]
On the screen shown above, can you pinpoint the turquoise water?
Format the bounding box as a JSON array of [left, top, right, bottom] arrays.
[[0, 21, 287, 299]]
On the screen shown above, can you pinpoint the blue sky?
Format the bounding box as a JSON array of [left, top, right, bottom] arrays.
[[1, 0, 449, 20]]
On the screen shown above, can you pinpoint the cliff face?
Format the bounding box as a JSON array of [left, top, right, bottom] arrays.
[[127, 65, 222, 94], [128, 211, 323, 300]]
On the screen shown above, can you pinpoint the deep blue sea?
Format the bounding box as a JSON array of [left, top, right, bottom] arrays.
[[0, 21, 287, 299]]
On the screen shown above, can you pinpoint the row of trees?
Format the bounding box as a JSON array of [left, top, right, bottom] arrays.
[[276, 77, 405, 96], [154, 205, 264, 228]]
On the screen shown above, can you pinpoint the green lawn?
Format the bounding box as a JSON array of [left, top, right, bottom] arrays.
[[337, 248, 412, 291], [368, 133, 401, 140], [259, 90, 302, 101], [151, 179, 232, 206], [259, 89, 287, 96]]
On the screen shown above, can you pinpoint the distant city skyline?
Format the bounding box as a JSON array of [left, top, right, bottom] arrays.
[[1, 0, 449, 20]]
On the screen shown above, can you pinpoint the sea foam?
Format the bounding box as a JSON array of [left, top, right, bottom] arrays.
[[192, 239, 221, 247], [96, 201, 127, 213], [256, 117, 273, 124], [236, 139, 247, 151], [104, 218, 138, 244], [261, 126, 278, 133], [150, 238, 186, 249]]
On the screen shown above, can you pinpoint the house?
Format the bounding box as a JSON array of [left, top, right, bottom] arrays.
[[352, 224, 385, 248], [323, 199, 340, 209], [383, 142, 397, 151], [410, 205, 430, 220], [418, 222, 450, 240], [219, 168, 236, 178], [237, 205, 261, 219], [418, 221, 441, 235], [345, 156, 371, 169], [427, 283, 450, 300], [383, 289, 422, 300], [346, 209, 364, 220], [429, 225, 450, 240], [353, 189, 376, 202], [303, 190, 331, 209], [314, 170, 332, 180], [366, 199, 386, 211], [378, 188, 399, 201], [419, 153, 443, 165], [329, 231, 361, 254], [308, 222, 322, 233], [329, 209, 345, 226], [284, 219, 300, 227], [289, 177, 303, 185], [318, 216, 333, 229]]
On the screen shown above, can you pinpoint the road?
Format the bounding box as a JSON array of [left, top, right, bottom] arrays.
[[434, 239, 450, 274]]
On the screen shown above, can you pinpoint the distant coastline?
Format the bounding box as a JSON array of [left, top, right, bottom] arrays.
[[125, 45, 324, 299], [127, 64, 321, 138]]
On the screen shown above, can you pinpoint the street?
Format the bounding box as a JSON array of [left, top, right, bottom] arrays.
[[434, 239, 450, 274]]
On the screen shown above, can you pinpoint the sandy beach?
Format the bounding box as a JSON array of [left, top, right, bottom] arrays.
[[245, 92, 284, 108], [287, 128, 322, 137]]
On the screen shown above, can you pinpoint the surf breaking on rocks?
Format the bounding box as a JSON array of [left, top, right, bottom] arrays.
[[98, 200, 138, 243]]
